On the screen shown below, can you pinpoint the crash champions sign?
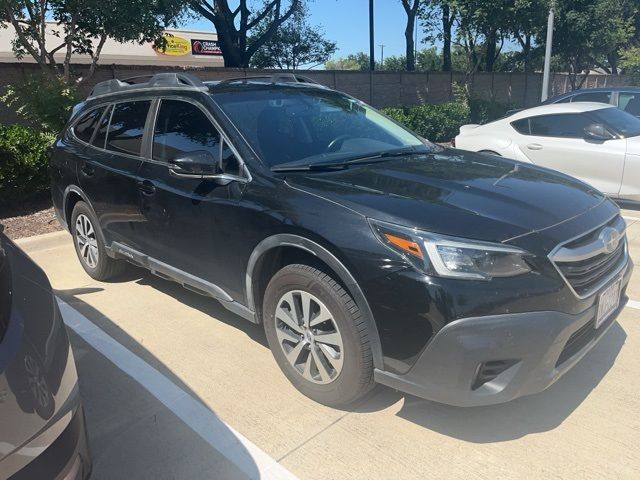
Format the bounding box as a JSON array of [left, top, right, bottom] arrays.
[[191, 39, 223, 56], [154, 34, 191, 56]]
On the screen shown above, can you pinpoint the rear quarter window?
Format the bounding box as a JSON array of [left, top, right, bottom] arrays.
[[74, 106, 106, 144], [511, 118, 530, 134]]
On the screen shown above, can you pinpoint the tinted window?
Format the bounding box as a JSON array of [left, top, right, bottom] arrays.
[[570, 91, 612, 104], [591, 107, 640, 137], [74, 107, 106, 144], [511, 118, 530, 134], [618, 92, 640, 116], [153, 100, 221, 163], [528, 113, 592, 138], [221, 139, 241, 176], [93, 105, 113, 148], [105, 101, 151, 156], [212, 89, 427, 167]]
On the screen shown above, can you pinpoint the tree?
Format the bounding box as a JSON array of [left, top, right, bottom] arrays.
[[401, 0, 423, 71], [325, 52, 370, 71], [190, 0, 301, 67], [0, 0, 183, 85], [507, 0, 548, 72], [551, 0, 634, 89], [619, 45, 640, 84], [250, 5, 336, 69], [417, 46, 443, 70], [420, 1, 456, 71]]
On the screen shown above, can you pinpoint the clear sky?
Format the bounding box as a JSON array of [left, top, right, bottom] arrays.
[[183, 0, 414, 62]]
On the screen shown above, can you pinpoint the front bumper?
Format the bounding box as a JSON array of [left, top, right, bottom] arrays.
[[375, 267, 631, 407]]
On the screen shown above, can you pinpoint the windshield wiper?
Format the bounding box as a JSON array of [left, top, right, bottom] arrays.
[[271, 147, 427, 172]]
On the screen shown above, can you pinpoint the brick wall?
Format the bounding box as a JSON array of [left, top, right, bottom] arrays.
[[0, 62, 632, 127]]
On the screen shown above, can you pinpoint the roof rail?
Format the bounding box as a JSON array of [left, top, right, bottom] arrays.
[[88, 73, 207, 100], [217, 73, 323, 86]]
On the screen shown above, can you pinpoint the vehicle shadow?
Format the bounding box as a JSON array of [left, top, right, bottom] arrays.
[[74, 268, 628, 445], [101, 266, 268, 348], [55, 287, 259, 480], [356, 321, 627, 443]]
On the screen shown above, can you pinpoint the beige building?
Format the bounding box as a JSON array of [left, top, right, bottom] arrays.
[[0, 23, 224, 67]]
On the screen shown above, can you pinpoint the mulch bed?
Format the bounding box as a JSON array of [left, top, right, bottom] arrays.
[[0, 196, 63, 240]]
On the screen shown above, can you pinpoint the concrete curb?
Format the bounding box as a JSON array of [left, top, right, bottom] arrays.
[[15, 230, 70, 252]]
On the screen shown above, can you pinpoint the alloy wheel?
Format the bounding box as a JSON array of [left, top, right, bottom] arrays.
[[274, 290, 344, 384], [75, 214, 99, 269]]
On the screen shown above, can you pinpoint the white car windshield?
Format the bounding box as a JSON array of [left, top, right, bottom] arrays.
[[591, 107, 640, 138]]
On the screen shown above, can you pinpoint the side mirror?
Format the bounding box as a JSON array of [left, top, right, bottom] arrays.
[[584, 123, 612, 142], [169, 150, 219, 177]]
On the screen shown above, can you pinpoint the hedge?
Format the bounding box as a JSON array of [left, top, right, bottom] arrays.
[[0, 125, 55, 206], [382, 99, 514, 143]]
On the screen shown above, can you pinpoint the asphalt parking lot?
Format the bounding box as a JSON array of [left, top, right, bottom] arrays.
[[16, 208, 640, 480]]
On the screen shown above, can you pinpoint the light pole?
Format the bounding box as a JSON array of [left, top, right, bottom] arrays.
[[541, 2, 555, 101], [379, 44, 385, 65], [369, 0, 375, 71]]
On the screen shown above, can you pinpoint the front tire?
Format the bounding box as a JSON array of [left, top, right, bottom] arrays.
[[263, 264, 374, 407], [71, 201, 126, 281]]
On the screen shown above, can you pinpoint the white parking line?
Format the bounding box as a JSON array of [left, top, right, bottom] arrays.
[[57, 298, 298, 480], [623, 216, 640, 223], [627, 299, 640, 310]]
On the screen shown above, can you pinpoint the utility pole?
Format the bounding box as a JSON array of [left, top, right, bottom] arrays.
[[414, 14, 418, 66], [541, 2, 555, 101], [379, 44, 385, 65], [369, 0, 375, 71]]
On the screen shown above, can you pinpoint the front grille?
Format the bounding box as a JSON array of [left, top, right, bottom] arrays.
[[550, 216, 627, 297]]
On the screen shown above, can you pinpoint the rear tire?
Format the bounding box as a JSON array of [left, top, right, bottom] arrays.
[[263, 264, 374, 407], [71, 201, 126, 281]]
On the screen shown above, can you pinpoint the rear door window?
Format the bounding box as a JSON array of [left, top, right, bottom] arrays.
[[105, 100, 151, 156], [74, 107, 106, 144]]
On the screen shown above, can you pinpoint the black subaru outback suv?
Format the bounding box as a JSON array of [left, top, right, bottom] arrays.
[[51, 73, 631, 407]]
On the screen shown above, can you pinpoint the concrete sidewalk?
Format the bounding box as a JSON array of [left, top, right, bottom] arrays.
[[17, 210, 640, 480]]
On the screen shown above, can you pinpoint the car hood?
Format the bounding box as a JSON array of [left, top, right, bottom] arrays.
[[284, 149, 606, 242]]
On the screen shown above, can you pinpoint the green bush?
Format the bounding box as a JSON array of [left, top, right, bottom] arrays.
[[469, 98, 515, 124], [1, 74, 77, 132], [383, 102, 470, 143], [383, 98, 514, 143], [0, 125, 55, 206]]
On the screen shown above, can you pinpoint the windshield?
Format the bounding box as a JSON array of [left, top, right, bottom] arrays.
[[211, 87, 430, 167], [591, 107, 640, 137]]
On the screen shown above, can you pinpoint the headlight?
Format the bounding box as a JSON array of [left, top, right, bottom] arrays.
[[369, 218, 531, 280]]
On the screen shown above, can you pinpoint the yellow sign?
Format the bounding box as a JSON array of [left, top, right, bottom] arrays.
[[154, 34, 190, 56]]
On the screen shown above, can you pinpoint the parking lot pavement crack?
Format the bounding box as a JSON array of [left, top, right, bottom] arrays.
[[276, 409, 352, 463]]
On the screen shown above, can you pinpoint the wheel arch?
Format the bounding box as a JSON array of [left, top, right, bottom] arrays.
[[62, 185, 94, 230], [246, 234, 384, 370]]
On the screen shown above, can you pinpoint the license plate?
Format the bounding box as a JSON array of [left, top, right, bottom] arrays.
[[596, 278, 622, 328]]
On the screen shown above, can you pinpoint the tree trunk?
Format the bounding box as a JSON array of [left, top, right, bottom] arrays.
[[405, 18, 415, 71], [442, 5, 452, 71], [485, 29, 497, 72], [608, 52, 618, 75], [523, 34, 531, 73]]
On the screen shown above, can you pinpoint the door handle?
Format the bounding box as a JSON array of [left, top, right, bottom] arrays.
[[526, 143, 543, 150], [80, 164, 95, 177], [137, 180, 156, 196]]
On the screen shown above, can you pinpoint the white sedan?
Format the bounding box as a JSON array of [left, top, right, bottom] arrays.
[[454, 102, 640, 202]]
